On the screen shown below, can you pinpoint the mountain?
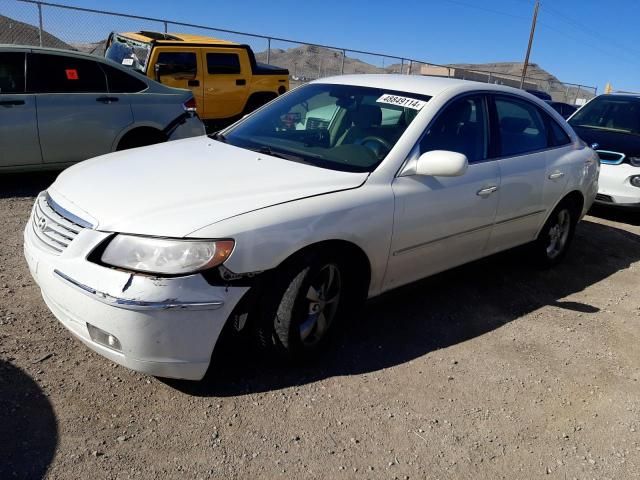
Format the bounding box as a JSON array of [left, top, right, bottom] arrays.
[[256, 45, 593, 102], [0, 14, 72, 49], [255, 44, 385, 81]]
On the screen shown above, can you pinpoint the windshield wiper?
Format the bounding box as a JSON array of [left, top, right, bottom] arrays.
[[251, 145, 311, 164], [210, 131, 227, 143]]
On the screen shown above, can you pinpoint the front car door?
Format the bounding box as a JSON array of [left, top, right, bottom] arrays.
[[149, 48, 204, 113], [485, 94, 549, 254], [0, 50, 42, 168], [384, 94, 500, 290], [201, 48, 251, 119], [28, 52, 133, 166]]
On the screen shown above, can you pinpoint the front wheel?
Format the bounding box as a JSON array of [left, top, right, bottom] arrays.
[[256, 253, 350, 358], [533, 200, 578, 267]]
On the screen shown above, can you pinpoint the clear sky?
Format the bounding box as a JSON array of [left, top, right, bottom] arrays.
[[10, 0, 640, 92]]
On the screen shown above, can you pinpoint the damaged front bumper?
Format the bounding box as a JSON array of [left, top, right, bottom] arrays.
[[24, 207, 248, 380]]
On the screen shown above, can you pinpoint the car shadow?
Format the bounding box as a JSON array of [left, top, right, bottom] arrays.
[[167, 219, 639, 397], [0, 361, 58, 479], [0, 172, 59, 199], [589, 204, 640, 227]]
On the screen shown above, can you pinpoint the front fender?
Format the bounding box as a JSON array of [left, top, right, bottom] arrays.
[[187, 185, 395, 297]]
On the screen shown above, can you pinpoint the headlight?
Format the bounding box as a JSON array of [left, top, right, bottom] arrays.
[[629, 157, 640, 167], [100, 235, 234, 275]]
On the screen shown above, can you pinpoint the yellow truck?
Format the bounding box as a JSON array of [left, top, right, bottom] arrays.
[[105, 31, 289, 125]]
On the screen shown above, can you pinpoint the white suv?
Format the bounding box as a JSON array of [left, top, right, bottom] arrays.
[[24, 75, 599, 380]]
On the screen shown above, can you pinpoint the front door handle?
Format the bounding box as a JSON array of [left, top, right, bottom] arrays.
[[188, 79, 200, 87], [236, 79, 246, 86], [477, 185, 498, 197], [548, 171, 565, 180], [0, 100, 25, 106], [96, 96, 119, 104]]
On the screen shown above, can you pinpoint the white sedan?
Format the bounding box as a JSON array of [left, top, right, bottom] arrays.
[[24, 75, 599, 380]]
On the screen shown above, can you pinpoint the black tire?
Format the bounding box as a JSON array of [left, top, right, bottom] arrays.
[[256, 251, 355, 359], [116, 129, 166, 151], [533, 198, 579, 267]]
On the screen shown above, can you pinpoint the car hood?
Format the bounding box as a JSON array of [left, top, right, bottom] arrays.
[[48, 136, 369, 237], [570, 125, 640, 157]]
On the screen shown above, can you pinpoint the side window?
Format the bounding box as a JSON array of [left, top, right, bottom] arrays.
[[27, 53, 107, 93], [206, 53, 241, 74], [420, 95, 488, 163], [0, 52, 25, 93], [539, 108, 572, 147], [156, 52, 197, 77], [100, 63, 147, 93], [495, 96, 547, 156]]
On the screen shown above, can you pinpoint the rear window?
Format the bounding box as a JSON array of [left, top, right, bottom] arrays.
[[28, 53, 107, 93], [569, 96, 640, 135], [206, 53, 241, 74], [101, 63, 147, 93], [0, 52, 25, 93]]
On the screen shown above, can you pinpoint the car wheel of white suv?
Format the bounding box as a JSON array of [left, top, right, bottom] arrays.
[[256, 252, 348, 357], [534, 198, 579, 267]]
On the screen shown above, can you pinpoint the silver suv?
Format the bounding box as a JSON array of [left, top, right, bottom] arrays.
[[0, 45, 205, 172]]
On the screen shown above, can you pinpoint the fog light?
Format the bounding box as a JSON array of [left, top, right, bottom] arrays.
[[631, 176, 640, 188], [86, 323, 122, 352]]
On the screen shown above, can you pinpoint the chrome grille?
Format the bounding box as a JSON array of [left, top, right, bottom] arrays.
[[31, 193, 84, 253]]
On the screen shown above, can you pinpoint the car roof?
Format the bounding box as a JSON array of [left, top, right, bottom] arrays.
[[118, 31, 239, 46], [312, 74, 537, 98], [602, 93, 640, 100], [0, 44, 109, 61]]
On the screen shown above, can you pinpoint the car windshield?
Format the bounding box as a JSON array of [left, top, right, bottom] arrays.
[[105, 34, 151, 73], [569, 96, 640, 135], [218, 83, 431, 173]]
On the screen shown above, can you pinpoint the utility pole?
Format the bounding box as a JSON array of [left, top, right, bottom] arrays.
[[519, 0, 540, 89]]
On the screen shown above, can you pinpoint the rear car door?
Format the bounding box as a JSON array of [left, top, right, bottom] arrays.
[[150, 49, 204, 112], [28, 52, 133, 165], [201, 48, 251, 119], [385, 94, 500, 290], [485, 94, 548, 254], [0, 50, 42, 168]]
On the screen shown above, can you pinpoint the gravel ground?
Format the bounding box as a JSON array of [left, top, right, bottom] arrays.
[[1, 173, 639, 480]]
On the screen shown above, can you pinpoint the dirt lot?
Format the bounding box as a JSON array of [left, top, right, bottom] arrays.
[[1, 173, 639, 480]]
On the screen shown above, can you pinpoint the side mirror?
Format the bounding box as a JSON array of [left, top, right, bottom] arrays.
[[154, 63, 169, 82], [416, 150, 469, 177]]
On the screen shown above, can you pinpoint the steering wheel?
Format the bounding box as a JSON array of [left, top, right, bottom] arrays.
[[358, 136, 393, 158]]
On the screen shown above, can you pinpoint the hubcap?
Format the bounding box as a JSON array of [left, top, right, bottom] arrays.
[[298, 264, 342, 346], [546, 209, 571, 259]]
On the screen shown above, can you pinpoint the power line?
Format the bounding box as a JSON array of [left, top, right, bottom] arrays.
[[439, 0, 531, 21], [540, 3, 640, 57]]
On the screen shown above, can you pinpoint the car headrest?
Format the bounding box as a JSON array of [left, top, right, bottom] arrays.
[[500, 117, 530, 133], [352, 104, 382, 128]]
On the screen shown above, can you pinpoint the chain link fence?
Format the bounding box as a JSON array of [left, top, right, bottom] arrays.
[[1, 0, 597, 103]]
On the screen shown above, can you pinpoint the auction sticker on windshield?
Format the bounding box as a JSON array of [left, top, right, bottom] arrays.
[[377, 94, 426, 110]]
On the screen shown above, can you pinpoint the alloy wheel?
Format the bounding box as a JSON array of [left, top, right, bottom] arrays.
[[298, 264, 342, 346], [546, 208, 571, 259]]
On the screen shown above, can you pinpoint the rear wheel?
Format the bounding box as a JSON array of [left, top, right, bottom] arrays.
[[116, 129, 166, 151], [533, 199, 579, 267]]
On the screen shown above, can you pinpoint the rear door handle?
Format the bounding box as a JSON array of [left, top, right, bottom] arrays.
[[0, 100, 25, 106], [96, 96, 119, 104], [477, 185, 498, 197], [188, 79, 200, 87], [548, 171, 565, 180], [236, 79, 246, 86]]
